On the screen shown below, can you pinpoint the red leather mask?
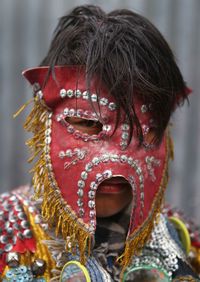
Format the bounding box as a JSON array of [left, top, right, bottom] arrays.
[[23, 66, 170, 263]]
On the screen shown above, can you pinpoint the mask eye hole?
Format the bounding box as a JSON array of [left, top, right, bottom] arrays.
[[65, 117, 103, 135], [143, 129, 157, 148]]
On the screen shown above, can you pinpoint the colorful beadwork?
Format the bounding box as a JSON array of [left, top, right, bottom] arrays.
[[131, 214, 187, 278], [2, 265, 46, 282]]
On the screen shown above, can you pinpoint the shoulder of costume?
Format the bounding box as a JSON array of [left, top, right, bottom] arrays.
[[164, 206, 200, 277], [128, 212, 200, 281], [0, 185, 55, 280]]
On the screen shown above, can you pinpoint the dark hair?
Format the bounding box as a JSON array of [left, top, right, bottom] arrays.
[[41, 5, 188, 145]]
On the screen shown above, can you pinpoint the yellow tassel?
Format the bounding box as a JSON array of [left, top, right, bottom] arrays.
[[169, 134, 174, 160], [167, 126, 174, 160], [189, 246, 200, 275], [55, 214, 62, 236], [24, 205, 56, 279], [13, 98, 34, 118]]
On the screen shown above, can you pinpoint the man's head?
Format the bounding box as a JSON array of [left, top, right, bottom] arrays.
[[23, 5, 188, 266], [41, 5, 187, 145]]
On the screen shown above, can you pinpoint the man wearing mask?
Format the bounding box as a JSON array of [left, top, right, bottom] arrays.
[[1, 5, 200, 282]]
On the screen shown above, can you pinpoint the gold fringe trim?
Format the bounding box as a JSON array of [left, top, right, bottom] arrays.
[[24, 100, 91, 265], [41, 185, 91, 264], [189, 246, 200, 275], [13, 98, 34, 118], [169, 132, 174, 160], [119, 132, 171, 274], [24, 205, 56, 280]]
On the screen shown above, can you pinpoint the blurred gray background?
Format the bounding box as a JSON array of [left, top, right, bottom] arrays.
[[0, 0, 199, 222]]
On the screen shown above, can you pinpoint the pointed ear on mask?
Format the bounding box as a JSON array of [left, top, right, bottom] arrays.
[[22, 66, 87, 109], [173, 87, 192, 110]]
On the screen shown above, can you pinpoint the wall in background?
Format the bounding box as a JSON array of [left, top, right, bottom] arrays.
[[0, 0, 199, 221]]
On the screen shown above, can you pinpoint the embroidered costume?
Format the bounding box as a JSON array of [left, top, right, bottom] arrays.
[[1, 5, 200, 282], [1, 188, 199, 281]]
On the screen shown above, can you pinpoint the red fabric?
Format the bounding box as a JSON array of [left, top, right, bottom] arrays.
[[0, 192, 36, 274], [23, 66, 167, 237]]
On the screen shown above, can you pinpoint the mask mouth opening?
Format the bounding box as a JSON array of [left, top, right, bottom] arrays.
[[96, 176, 132, 195], [94, 177, 133, 258], [95, 176, 133, 219]]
